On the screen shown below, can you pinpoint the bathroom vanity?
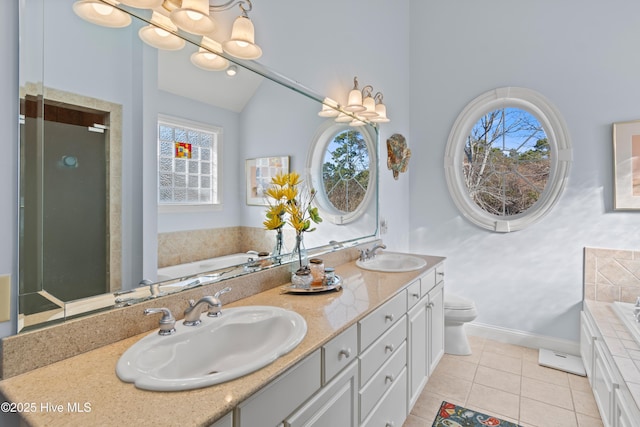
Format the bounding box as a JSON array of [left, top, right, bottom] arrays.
[[580, 300, 640, 427], [0, 253, 445, 427]]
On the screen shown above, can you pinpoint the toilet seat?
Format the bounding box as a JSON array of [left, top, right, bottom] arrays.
[[444, 293, 475, 311]]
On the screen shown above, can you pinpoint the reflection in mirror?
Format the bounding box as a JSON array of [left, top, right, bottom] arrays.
[[18, 0, 378, 332]]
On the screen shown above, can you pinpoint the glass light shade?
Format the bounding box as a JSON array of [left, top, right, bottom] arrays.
[[139, 12, 185, 50], [190, 38, 229, 71], [359, 95, 378, 118], [222, 16, 262, 60], [334, 112, 353, 123], [73, 0, 132, 28], [370, 102, 390, 123], [344, 89, 365, 112], [318, 98, 340, 117], [119, 0, 163, 8], [170, 0, 216, 35]]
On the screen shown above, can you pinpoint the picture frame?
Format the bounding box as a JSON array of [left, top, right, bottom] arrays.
[[245, 156, 290, 206], [613, 120, 640, 210]]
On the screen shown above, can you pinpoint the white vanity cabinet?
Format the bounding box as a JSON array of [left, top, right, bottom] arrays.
[[407, 269, 444, 411], [230, 261, 446, 427], [358, 290, 408, 424], [581, 304, 640, 427]]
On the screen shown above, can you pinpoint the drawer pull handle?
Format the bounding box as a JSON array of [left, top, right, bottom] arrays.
[[384, 314, 394, 322], [437, 272, 445, 277], [385, 374, 394, 384], [428, 302, 435, 308], [411, 293, 420, 299], [385, 344, 395, 353], [338, 349, 351, 360]]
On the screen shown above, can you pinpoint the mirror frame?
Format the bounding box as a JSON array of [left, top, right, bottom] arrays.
[[17, 0, 380, 332]]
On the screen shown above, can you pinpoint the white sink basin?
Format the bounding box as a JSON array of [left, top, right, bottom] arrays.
[[116, 306, 307, 391], [356, 253, 427, 272]]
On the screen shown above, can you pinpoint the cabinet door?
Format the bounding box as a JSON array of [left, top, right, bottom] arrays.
[[580, 311, 596, 380], [592, 341, 617, 427], [407, 297, 427, 411], [285, 362, 358, 427], [237, 350, 321, 427], [427, 281, 444, 376]]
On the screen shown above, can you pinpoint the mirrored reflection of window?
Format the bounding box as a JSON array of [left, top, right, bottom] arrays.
[[323, 130, 370, 213], [157, 115, 221, 206], [308, 122, 377, 225], [445, 87, 572, 232], [464, 108, 550, 216]]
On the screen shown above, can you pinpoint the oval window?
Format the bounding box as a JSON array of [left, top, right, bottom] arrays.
[[307, 121, 377, 224], [444, 87, 572, 232]]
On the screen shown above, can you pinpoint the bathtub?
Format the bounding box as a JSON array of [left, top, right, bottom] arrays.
[[157, 253, 256, 282]]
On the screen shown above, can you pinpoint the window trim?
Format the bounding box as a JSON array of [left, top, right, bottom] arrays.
[[444, 87, 572, 232], [306, 121, 377, 225], [157, 114, 222, 211]]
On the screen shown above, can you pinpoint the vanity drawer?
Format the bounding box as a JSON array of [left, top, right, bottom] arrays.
[[420, 269, 437, 295], [322, 324, 358, 384], [359, 341, 407, 422], [406, 279, 422, 310], [359, 291, 407, 352], [359, 315, 407, 386], [361, 367, 407, 427]]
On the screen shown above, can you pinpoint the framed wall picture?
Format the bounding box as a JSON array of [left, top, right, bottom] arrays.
[[245, 156, 290, 205], [613, 120, 640, 210]]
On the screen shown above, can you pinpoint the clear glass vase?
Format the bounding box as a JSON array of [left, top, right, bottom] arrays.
[[272, 228, 286, 264], [290, 233, 308, 274]]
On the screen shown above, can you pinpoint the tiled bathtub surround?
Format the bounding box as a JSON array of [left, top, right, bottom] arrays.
[[584, 247, 640, 303], [158, 227, 296, 268]]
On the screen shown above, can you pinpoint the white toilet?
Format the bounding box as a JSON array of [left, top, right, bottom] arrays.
[[444, 293, 478, 355]]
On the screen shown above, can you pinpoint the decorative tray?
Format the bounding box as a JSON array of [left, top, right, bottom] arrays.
[[281, 275, 343, 294]]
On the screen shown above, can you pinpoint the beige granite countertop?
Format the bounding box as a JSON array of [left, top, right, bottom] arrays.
[[0, 255, 444, 427], [583, 299, 640, 408]]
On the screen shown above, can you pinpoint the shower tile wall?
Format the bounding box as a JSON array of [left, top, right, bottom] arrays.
[[584, 247, 640, 302], [157, 227, 295, 267]]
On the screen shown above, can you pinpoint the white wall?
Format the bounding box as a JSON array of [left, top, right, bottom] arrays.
[[409, 0, 640, 342], [252, 0, 413, 251]]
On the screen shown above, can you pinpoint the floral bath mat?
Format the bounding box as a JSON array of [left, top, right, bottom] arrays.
[[432, 401, 522, 427]]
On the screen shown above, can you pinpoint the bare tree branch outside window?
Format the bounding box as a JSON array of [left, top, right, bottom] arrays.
[[463, 108, 550, 216]]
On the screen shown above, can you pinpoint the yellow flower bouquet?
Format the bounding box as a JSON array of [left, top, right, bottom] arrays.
[[264, 172, 322, 269]]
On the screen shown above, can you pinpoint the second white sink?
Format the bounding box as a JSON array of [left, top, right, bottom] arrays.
[[116, 306, 307, 391], [356, 252, 427, 272]]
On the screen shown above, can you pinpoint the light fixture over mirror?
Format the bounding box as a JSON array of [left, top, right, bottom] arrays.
[[72, 0, 132, 28], [318, 76, 391, 126], [73, 0, 263, 60]]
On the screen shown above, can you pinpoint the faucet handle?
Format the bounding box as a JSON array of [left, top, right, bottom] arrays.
[[214, 287, 232, 299], [144, 307, 176, 336], [635, 297, 640, 308]]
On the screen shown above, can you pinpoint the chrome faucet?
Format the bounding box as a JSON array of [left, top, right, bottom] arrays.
[[144, 307, 176, 336], [360, 243, 387, 261], [183, 287, 232, 326]]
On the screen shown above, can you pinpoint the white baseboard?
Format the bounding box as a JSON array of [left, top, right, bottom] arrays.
[[465, 322, 580, 356]]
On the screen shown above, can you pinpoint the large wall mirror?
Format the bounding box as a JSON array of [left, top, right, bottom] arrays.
[[18, 0, 379, 332]]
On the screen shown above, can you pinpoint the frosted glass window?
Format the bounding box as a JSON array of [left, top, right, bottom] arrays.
[[157, 116, 221, 205]]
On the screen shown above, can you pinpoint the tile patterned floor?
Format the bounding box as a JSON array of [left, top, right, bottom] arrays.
[[403, 336, 604, 427]]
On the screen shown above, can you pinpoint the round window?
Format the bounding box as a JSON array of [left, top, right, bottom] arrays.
[[307, 121, 377, 225], [444, 87, 572, 232]]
